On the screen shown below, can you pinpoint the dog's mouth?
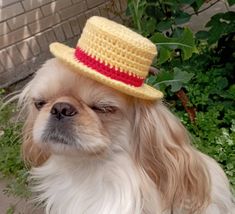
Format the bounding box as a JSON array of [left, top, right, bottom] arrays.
[[41, 119, 77, 146], [42, 132, 74, 145]]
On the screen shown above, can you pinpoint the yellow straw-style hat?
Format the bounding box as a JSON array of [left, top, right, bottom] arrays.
[[50, 16, 163, 100]]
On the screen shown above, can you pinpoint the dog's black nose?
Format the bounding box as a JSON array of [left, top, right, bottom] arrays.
[[50, 102, 77, 120]]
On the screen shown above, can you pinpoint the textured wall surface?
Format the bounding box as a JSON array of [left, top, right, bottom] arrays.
[[0, 0, 126, 88]]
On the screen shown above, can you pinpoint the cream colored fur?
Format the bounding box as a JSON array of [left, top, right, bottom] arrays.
[[18, 59, 235, 214]]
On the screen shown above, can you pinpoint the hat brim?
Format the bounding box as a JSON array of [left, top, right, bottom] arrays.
[[50, 42, 163, 100]]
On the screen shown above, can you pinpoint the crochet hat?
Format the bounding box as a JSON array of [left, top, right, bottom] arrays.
[[50, 16, 163, 100]]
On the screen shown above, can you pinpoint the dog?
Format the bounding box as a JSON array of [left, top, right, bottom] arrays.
[[18, 16, 235, 214]]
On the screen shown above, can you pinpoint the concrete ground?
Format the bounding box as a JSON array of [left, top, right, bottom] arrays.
[[185, 0, 235, 32], [0, 1, 234, 213], [0, 178, 43, 214]]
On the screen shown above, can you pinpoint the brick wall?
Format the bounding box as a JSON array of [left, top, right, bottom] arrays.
[[0, 0, 126, 88]]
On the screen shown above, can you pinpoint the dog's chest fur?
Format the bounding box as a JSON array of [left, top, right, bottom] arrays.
[[31, 152, 163, 214]]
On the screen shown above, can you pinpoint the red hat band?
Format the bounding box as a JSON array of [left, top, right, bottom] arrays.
[[74, 47, 145, 87]]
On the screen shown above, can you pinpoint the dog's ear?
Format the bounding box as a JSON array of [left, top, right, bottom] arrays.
[[19, 84, 50, 167], [132, 100, 211, 212]]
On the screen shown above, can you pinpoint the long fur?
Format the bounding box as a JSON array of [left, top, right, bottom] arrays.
[[132, 101, 211, 212], [19, 59, 235, 214]]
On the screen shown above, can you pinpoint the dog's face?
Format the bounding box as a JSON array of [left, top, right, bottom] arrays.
[[25, 59, 134, 156]]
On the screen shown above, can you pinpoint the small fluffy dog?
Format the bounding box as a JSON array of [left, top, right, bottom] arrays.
[[18, 16, 235, 214], [19, 59, 234, 214]]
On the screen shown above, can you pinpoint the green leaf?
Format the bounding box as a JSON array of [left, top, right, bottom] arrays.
[[227, 0, 235, 6], [158, 46, 171, 64], [173, 67, 194, 83], [217, 77, 229, 90], [205, 12, 235, 44], [207, 23, 225, 44], [205, 12, 235, 28], [142, 17, 156, 35], [171, 27, 184, 38], [228, 84, 235, 96], [175, 12, 191, 25], [168, 68, 194, 92], [195, 31, 210, 40], [191, 0, 204, 12], [145, 4, 157, 17], [156, 70, 174, 83], [154, 68, 194, 92], [179, 0, 196, 4], [223, 11, 235, 20], [151, 28, 197, 61], [146, 18, 157, 33], [156, 20, 172, 32], [152, 70, 174, 91], [145, 4, 164, 19], [206, 13, 222, 27], [161, 0, 178, 7]]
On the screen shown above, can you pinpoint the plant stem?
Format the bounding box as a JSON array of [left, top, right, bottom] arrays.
[[134, 0, 142, 32], [175, 89, 196, 123], [189, 0, 220, 16]]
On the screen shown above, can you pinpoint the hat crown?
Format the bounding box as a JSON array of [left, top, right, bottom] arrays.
[[49, 16, 163, 100], [77, 16, 157, 80]]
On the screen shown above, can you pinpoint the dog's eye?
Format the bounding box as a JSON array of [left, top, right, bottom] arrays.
[[91, 105, 117, 114], [34, 100, 47, 110]]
